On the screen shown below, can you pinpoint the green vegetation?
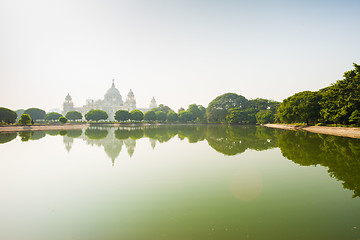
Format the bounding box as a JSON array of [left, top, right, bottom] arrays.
[[167, 111, 178, 122], [155, 111, 167, 122], [65, 111, 83, 121], [130, 110, 144, 121], [0, 132, 17, 144], [19, 114, 32, 125], [85, 128, 108, 139], [44, 112, 63, 121], [15, 109, 25, 121], [59, 117, 68, 124], [151, 104, 173, 114], [114, 110, 130, 121], [85, 109, 108, 121], [144, 110, 156, 121], [24, 108, 46, 121], [0, 107, 17, 124]]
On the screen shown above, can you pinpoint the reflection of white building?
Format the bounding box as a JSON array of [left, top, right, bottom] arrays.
[[63, 80, 157, 120]]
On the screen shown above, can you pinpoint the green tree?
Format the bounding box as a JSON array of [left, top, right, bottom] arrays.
[[130, 110, 144, 121], [15, 109, 25, 121], [144, 110, 156, 121], [206, 93, 249, 122], [114, 110, 130, 121], [19, 114, 32, 125], [178, 111, 194, 123], [155, 111, 167, 122], [65, 111, 83, 121], [349, 110, 360, 125], [0, 107, 17, 123], [59, 117, 68, 124], [152, 104, 173, 114], [319, 63, 360, 124], [187, 104, 206, 122], [0, 132, 17, 144], [24, 108, 46, 121], [44, 112, 63, 121], [256, 110, 275, 124], [278, 91, 321, 125], [85, 110, 108, 121], [167, 111, 178, 122]]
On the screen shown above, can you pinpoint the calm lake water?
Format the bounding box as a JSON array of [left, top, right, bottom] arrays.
[[1, 125, 360, 240]]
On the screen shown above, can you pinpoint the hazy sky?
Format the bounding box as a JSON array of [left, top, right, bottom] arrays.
[[1, 0, 360, 112]]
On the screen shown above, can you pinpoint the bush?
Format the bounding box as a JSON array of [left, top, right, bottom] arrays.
[[18, 114, 32, 125], [59, 117, 68, 124], [85, 110, 108, 121], [45, 112, 63, 121]]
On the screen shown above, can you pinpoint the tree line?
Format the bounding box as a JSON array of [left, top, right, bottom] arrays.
[[1, 62, 359, 126]]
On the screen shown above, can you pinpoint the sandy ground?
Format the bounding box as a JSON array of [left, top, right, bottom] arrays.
[[264, 124, 360, 139], [0, 124, 88, 133]]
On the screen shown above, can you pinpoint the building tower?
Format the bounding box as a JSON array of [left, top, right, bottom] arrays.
[[124, 89, 136, 111], [63, 93, 74, 115], [149, 96, 157, 109]]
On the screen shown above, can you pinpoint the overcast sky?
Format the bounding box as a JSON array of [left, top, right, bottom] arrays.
[[1, 0, 360, 112]]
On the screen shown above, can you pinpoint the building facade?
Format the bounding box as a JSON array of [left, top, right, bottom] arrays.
[[63, 80, 157, 120]]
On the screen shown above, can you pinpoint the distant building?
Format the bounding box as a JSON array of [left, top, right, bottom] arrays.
[[62, 80, 157, 120]]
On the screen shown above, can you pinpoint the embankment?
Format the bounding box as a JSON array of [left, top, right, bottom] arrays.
[[264, 124, 360, 139]]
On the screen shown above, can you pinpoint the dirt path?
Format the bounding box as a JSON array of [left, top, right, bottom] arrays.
[[264, 124, 360, 139], [0, 124, 88, 133]]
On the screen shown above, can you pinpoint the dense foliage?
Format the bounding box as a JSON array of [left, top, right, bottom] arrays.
[[65, 111, 83, 121], [206, 93, 249, 122], [59, 117, 68, 124], [24, 108, 46, 121], [19, 114, 32, 125], [155, 111, 167, 122], [44, 112, 63, 121], [85, 110, 108, 121], [114, 110, 130, 121], [144, 110, 156, 121], [130, 110, 144, 121], [0, 107, 17, 123]]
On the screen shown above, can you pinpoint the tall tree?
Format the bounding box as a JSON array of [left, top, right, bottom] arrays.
[[278, 91, 321, 125], [319, 63, 360, 124], [130, 110, 144, 121], [24, 108, 46, 121], [0, 107, 17, 123], [206, 93, 249, 122]]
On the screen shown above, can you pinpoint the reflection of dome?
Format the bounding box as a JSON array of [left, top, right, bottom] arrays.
[[104, 80, 123, 104]]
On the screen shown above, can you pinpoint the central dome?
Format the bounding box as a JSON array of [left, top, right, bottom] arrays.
[[104, 80, 123, 105]]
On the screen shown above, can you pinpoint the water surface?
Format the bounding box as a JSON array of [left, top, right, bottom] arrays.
[[1, 125, 359, 239]]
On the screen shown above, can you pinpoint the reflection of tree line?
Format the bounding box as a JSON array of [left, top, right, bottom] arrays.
[[278, 131, 360, 198], [1, 125, 359, 197]]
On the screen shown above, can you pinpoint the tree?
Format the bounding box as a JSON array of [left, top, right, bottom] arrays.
[[130, 110, 144, 121], [155, 111, 167, 122], [278, 91, 321, 125], [178, 111, 194, 123], [15, 109, 25, 121], [85, 128, 108, 139], [256, 110, 275, 124], [114, 110, 130, 121], [24, 108, 46, 121], [19, 114, 32, 125], [59, 117, 68, 124], [144, 110, 156, 121], [349, 110, 360, 125], [85, 109, 108, 121], [167, 111, 178, 122], [44, 112, 63, 121], [226, 108, 257, 124], [319, 63, 360, 124], [65, 111, 83, 121], [0, 107, 17, 123], [187, 104, 206, 122], [206, 93, 249, 122], [152, 104, 173, 114]]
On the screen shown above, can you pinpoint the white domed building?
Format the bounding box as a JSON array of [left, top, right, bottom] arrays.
[[63, 80, 157, 120]]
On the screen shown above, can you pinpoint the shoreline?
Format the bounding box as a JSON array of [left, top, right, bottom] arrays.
[[263, 124, 360, 139], [0, 124, 88, 133]]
